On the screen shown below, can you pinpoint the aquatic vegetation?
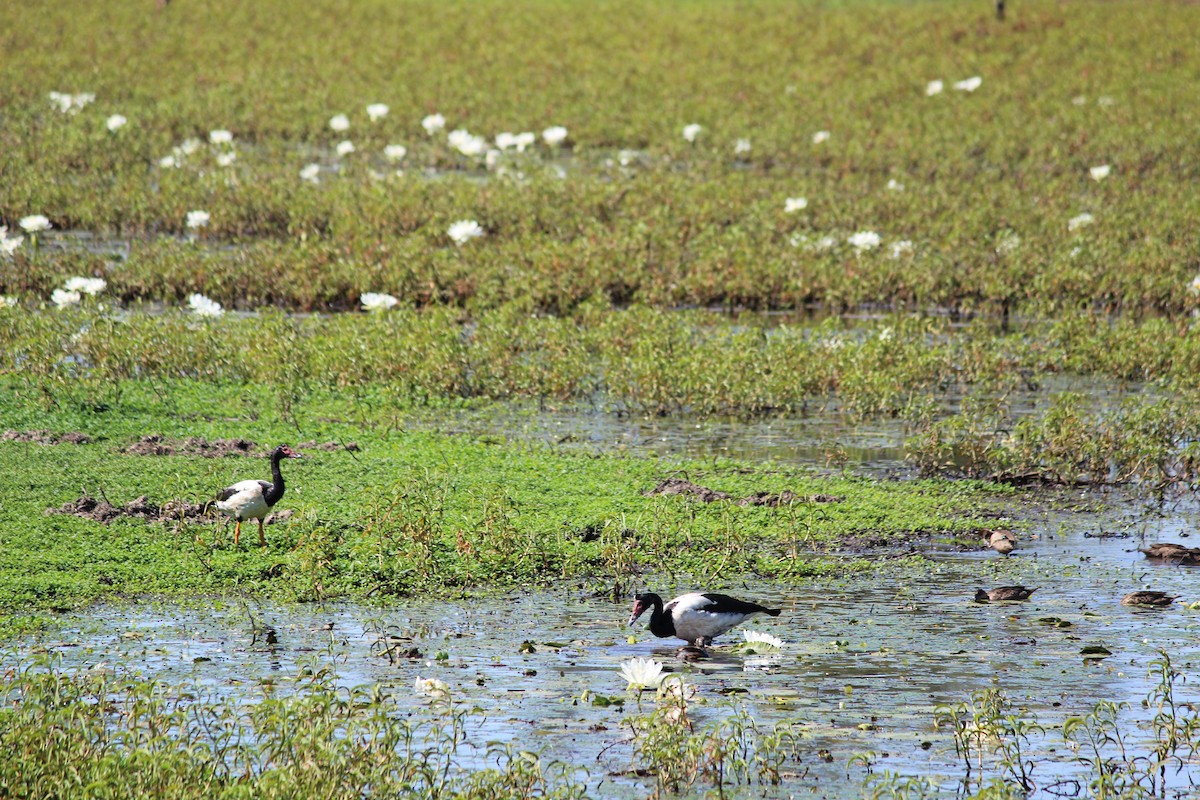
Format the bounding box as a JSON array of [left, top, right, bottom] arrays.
[[0, 654, 588, 799], [360, 291, 399, 312], [741, 629, 783, 650], [447, 219, 484, 245], [63, 276, 105, 295], [18, 215, 51, 233], [187, 292, 224, 316], [421, 113, 446, 135], [49, 288, 80, 308]]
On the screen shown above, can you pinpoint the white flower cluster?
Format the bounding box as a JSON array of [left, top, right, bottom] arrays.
[[48, 91, 95, 114]]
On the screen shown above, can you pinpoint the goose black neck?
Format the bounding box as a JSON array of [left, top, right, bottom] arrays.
[[263, 448, 287, 506], [647, 596, 675, 638]]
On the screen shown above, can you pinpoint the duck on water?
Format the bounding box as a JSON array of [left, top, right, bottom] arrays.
[[628, 592, 782, 646]]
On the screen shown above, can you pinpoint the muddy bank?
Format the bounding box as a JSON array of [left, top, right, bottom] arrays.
[[46, 493, 294, 526], [122, 436, 357, 457], [2, 430, 90, 445], [644, 478, 843, 507]]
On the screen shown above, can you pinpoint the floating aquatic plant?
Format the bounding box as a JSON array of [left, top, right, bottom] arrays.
[[187, 293, 223, 317], [619, 657, 665, 691]]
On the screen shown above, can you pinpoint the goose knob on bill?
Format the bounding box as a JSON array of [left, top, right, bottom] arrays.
[[628, 592, 782, 646], [213, 444, 302, 546]]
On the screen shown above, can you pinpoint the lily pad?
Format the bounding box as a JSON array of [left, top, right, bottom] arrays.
[[1080, 645, 1112, 658]]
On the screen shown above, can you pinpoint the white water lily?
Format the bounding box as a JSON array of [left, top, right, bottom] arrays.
[[808, 235, 837, 252], [64, 277, 106, 295], [384, 144, 407, 161], [366, 103, 389, 121], [47, 91, 73, 113], [299, 163, 321, 183], [414, 676, 450, 699], [20, 215, 52, 233], [187, 293, 224, 317], [812, 130, 830, 144], [542, 125, 568, 146], [179, 138, 203, 155], [742, 630, 784, 650], [106, 114, 127, 132], [447, 220, 484, 246], [954, 76, 983, 92], [784, 197, 808, 213], [1067, 212, 1094, 232], [485, 149, 502, 170], [216, 151, 237, 167], [495, 132, 518, 150], [926, 80, 944, 96], [51, 289, 81, 308], [329, 114, 350, 132], [422, 113, 446, 135], [890, 240, 914, 259], [848, 230, 882, 251], [448, 129, 487, 157], [209, 129, 233, 145], [361, 292, 399, 312], [1090, 164, 1111, 181], [336, 140, 355, 156], [995, 231, 1021, 255], [186, 210, 210, 229], [1190, 274, 1200, 296], [886, 178, 904, 192], [0, 227, 22, 256], [513, 131, 535, 152], [158, 155, 179, 169], [0, 295, 17, 309], [1072, 95, 1087, 106], [734, 138, 751, 155], [48, 91, 94, 114], [619, 657, 665, 690], [682, 123, 703, 143]]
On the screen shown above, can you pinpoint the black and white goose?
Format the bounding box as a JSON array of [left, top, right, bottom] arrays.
[[628, 592, 782, 646], [213, 444, 302, 546]]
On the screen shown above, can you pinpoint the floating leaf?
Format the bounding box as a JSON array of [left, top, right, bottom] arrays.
[[519, 640, 536, 654], [1080, 645, 1112, 658]]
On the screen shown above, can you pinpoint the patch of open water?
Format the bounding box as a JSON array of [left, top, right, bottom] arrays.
[[11, 495, 1200, 797]]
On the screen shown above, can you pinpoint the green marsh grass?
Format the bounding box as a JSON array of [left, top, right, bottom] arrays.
[[0, 380, 1001, 627], [2, 1, 1200, 317]]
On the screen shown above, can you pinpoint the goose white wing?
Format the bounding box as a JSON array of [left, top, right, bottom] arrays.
[[666, 593, 748, 643], [214, 480, 271, 521]]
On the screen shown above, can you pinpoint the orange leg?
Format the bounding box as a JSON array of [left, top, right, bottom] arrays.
[[258, 518, 266, 547], [233, 520, 242, 546]]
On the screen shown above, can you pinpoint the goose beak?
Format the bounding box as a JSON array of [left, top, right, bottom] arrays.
[[628, 600, 647, 625]]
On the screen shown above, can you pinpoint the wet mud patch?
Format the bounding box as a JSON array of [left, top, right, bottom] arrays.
[[2, 430, 91, 445], [123, 435, 260, 457], [46, 494, 208, 525], [644, 478, 843, 507], [46, 494, 296, 527]]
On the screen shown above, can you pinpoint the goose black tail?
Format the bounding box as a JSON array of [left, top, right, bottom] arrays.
[[765, 608, 782, 616]]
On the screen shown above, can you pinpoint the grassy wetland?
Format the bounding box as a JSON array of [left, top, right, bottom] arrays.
[[5, 0, 1200, 796]]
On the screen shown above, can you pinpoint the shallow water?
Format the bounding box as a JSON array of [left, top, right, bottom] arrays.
[[13, 493, 1200, 798], [398, 371, 1134, 478]]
